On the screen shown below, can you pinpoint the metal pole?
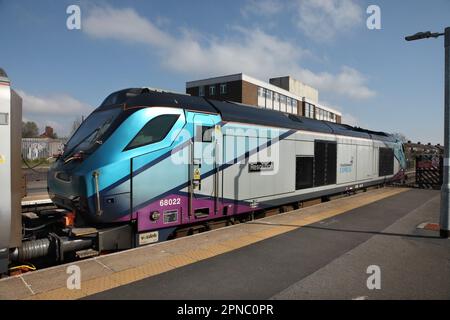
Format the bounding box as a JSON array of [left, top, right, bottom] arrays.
[[440, 27, 450, 238]]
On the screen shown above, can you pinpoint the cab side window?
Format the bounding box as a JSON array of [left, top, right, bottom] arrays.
[[195, 125, 214, 143], [124, 114, 180, 151]]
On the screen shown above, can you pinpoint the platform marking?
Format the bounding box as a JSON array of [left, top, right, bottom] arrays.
[[352, 296, 369, 300], [94, 259, 114, 272], [26, 187, 408, 300], [19, 275, 35, 295]]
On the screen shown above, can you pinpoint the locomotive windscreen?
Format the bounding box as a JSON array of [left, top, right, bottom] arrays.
[[64, 107, 122, 156]]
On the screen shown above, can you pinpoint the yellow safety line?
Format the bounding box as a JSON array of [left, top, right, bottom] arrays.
[[27, 187, 408, 300]]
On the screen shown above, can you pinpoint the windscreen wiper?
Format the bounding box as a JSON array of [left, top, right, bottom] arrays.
[[63, 128, 99, 160]]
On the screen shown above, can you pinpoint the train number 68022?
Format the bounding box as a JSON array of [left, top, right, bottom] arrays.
[[159, 197, 181, 207]]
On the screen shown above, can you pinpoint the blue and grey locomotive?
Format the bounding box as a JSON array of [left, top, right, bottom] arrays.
[[13, 88, 407, 264]]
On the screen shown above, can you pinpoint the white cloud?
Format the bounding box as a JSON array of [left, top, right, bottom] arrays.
[[84, 6, 173, 47], [296, 0, 363, 42], [162, 27, 307, 79], [17, 90, 92, 116], [83, 6, 375, 100], [241, 0, 284, 17], [17, 90, 93, 137], [299, 66, 376, 100]]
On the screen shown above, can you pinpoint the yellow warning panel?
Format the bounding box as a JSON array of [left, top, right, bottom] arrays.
[[193, 168, 201, 180]]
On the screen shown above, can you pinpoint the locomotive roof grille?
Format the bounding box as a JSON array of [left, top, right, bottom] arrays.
[[98, 88, 396, 142]]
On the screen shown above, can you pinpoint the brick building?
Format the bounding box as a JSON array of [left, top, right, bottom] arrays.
[[39, 126, 55, 138], [186, 73, 342, 123]]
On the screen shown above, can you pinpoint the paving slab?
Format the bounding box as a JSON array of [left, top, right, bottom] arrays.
[[271, 191, 450, 300]]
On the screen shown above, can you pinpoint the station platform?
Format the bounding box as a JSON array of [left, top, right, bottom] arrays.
[[21, 193, 52, 207], [1, 187, 449, 300]]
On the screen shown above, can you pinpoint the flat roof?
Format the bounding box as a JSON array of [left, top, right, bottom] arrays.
[[186, 73, 341, 116]]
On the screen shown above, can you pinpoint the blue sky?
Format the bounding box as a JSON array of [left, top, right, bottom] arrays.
[[0, 0, 449, 143]]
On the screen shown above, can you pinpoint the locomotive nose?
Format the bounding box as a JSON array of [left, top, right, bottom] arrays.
[[47, 160, 87, 212]]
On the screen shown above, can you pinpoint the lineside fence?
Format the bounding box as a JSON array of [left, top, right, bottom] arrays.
[[22, 138, 66, 160], [415, 155, 443, 190]]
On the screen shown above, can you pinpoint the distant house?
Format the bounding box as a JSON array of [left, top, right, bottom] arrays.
[[39, 126, 55, 139]]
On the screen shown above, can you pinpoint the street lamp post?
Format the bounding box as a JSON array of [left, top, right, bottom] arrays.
[[405, 27, 450, 238]]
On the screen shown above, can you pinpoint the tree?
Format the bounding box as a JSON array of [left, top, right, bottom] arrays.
[[69, 116, 83, 138], [392, 132, 408, 143], [22, 121, 39, 138]]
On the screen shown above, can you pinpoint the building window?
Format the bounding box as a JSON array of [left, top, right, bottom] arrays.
[[286, 97, 291, 113], [201, 126, 214, 142], [316, 108, 323, 120], [257, 87, 265, 108], [266, 90, 273, 109], [220, 83, 227, 95], [283, 95, 287, 112], [305, 103, 314, 118], [209, 85, 216, 96], [273, 93, 280, 111], [258, 87, 264, 97], [0, 112, 8, 125], [199, 86, 205, 96]]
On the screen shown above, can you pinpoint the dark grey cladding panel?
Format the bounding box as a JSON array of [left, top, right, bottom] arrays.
[[96, 89, 396, 142], [209, 99, 395, 141], [327, 123, 396, 142], [324, 122, 372, 139], [209, 99, 334, 134], [99, 88, 218, 114], [128, 92, 217, 114], [369, 133, 396, 142], [0, 68, 8, 78]]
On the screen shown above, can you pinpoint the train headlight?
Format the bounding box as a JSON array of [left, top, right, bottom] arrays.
[[150, 211, 160, 221]]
